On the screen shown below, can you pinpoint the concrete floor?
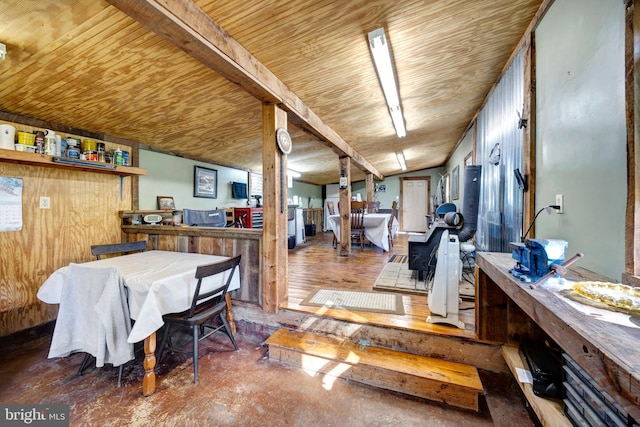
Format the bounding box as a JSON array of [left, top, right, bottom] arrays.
[[0, 327, 538, 427]]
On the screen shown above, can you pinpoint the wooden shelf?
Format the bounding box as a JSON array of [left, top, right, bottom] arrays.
[[502, 345, 571, 427], [0, 149, 146, 176]]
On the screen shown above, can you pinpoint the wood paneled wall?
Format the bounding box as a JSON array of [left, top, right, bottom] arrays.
[[0, 162, 133, 337]]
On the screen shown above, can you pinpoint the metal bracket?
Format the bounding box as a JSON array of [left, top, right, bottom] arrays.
[[357, 339, 371, 351]]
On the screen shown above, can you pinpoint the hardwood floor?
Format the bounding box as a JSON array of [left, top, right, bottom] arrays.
[[283, 230, 477, 340]]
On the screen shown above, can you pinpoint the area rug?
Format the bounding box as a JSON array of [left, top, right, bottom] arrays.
[[373, 256, 475, 300], [300, 289, 404, 315]]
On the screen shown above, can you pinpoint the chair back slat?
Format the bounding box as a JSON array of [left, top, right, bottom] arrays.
[[189, 255, 242, 318], [351, 207, 365, 230], [91, 241, 147, 260]]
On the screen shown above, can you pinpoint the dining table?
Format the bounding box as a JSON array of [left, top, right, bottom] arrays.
[[328, 213, 399, 251], [37, 250, 240, 396]]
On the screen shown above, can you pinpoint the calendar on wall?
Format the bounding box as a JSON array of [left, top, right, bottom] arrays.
[[0, 177, 23, 232]]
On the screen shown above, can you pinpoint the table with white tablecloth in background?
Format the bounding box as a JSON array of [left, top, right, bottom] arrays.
[[38, 250, 240, 395], [328, 213, 398, 251]]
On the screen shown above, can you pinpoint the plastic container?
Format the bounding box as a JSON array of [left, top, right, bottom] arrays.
[[67, 147, 80, 159], [17, 131, 35, 146], [15, 144, 36, 153], [305, 224, 317, 236], [0, 124, 16, 150], [114, 147, 123, 165]]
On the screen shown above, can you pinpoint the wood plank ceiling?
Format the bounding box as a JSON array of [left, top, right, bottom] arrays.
[[0, 0, 542, 185]]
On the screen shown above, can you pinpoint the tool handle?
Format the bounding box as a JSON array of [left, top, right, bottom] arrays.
[[530, 252, 584, 289]]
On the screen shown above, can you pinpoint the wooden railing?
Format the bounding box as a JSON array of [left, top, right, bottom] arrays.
[[302, 208, 323, 227]]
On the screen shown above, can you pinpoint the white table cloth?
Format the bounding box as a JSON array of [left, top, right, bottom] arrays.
[[328, 213, 399, 251], [38, 250, 240, 344]]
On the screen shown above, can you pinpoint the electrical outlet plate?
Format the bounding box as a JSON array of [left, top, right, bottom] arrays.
[[39, 196, 50, 209], [555, 194, 564, 214]]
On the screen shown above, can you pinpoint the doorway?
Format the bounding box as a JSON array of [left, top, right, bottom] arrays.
[[400, 177, 430, 232]]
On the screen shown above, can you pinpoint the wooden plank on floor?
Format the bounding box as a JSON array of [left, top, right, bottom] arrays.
[[502, 345, 571, 427], [266, 328, 484, 411]]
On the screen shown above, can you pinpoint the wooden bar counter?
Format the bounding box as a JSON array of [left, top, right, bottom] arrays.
[[476, 252, 640, 421]]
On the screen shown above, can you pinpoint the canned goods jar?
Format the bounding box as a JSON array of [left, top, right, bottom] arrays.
[[67, 148, 80, 159], [84, 150, 98, 161], [66, 137, 80, 149], [83, 139, 96, 152], [122, 150, 130, 166]]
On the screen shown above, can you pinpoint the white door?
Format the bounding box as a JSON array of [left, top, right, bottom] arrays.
[[402, 179, 429, 232]]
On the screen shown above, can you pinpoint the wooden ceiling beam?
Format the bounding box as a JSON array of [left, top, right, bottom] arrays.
[[105, 0, 383, 181]]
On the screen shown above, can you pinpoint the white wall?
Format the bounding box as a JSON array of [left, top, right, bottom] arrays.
[[139, 150, 250, 210], [535, 0, 626, 280], [446, 126, 474, 211], [289, 180, 323, 208]]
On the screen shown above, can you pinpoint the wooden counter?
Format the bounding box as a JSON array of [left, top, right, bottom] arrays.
[[121, 225, 262, 306], [476, 252, 640, 421]]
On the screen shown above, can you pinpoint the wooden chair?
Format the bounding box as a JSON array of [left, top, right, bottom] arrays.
[[366, 201, 380, 213], [327, 201, 337, 248], [54, 263, 134, 388], [350, 204, 366, 250], [78, 240, 146, 386], [158, 255, 241, 383], [350, 200, 367, 210], [90, 240, 147, 259]]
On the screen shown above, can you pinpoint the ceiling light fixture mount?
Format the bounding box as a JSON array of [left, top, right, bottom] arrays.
[[368, 28, 406, 138]]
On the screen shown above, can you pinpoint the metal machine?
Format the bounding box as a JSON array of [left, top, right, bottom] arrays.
[[509, 238, 568, 282]]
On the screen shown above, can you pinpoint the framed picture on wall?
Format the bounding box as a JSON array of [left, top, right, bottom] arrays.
[[452, 165, 459, 200], [464, 152, 473, 167], [157, 196, 175, 210], [194, 166, 217, 198]]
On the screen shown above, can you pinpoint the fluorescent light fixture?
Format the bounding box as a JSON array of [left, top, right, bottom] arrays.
[[368, 28, 406, 138], [396, 152, 407, 171], [287, 169, 301, 178]]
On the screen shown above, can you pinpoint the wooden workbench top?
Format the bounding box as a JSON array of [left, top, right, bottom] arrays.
[[476, 252, 640, 421]]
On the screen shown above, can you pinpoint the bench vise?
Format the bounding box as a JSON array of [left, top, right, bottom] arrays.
[[509, 239, 568, 282]]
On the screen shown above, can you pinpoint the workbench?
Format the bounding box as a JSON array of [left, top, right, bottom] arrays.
[[475, 252, 640, 421]]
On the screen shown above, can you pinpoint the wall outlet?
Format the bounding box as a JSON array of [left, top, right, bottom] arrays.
[[39, 196, 50, 209], [555, 194, 564, 214]]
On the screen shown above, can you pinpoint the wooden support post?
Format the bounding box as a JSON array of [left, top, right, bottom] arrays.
[[338, 156, 352, 257], [522, 31, 536, 238], [365, 173, 374, 204], [262, 103, 288, 312]]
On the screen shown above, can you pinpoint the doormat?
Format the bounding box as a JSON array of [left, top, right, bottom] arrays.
[[373, 256, 475, 299], [300, 289, 404, 315]]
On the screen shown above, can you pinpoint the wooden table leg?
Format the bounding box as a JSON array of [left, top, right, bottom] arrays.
[[142, 332, 156, 396], [225, 293, 236, 335]]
